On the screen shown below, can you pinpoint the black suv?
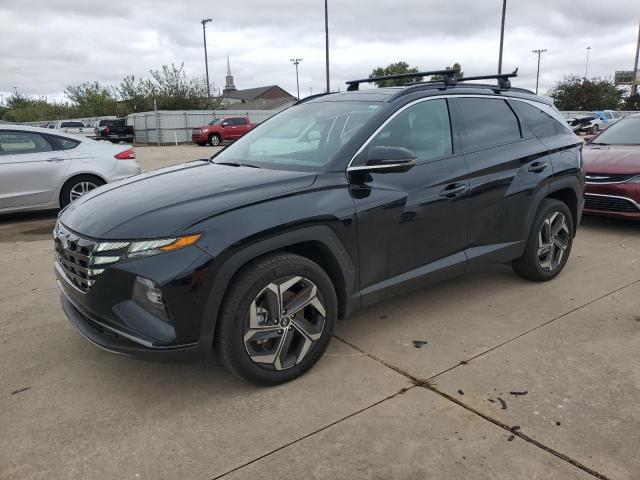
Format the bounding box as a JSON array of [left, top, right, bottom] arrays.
[[54, 69, 584, 385]]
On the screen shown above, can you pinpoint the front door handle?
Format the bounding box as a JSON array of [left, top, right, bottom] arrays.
[[528, 161, 548, 173], [46, 157, 66, 162], [439, 183, 467, 198]]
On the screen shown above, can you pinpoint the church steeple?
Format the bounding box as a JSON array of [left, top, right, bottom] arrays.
[[223, 55, 237, 94]]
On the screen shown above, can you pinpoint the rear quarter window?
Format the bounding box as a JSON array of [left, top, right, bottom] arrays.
[[457, 98, 521, 151], [511, 100, 559, 139]]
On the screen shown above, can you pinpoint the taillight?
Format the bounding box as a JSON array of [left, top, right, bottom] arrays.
[[104, 126, 110, 135], [115, 148, 135, 160]]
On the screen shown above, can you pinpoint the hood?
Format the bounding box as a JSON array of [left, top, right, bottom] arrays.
[[60, 161, 316, 239], [583, 145, 640, 175]]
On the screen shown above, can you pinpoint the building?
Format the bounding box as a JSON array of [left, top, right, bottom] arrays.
[[221, 58, 297, 110]]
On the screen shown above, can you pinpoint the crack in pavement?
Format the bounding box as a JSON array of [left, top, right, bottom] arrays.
[[211, 385, 416, 480], [428, 278, 640, 381], [210, 280, 638, 479]]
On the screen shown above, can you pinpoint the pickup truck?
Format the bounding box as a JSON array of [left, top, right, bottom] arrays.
[[93, 119, 135, 143], [192, 116, 254, 146], [52, 120, 93, 137]]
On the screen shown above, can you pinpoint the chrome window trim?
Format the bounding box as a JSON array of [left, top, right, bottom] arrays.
[[346, 93, 562, 171], [585, 193, 640, 210], [585, 175, 640, 185]]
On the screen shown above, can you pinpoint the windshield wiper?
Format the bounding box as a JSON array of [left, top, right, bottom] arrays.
[[213, 161, 259, 168]]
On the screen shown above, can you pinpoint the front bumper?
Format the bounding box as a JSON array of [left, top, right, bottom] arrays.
[[584, 182, 640, 220], [54, 235, 215, 358], [192, 133, 209, 143]]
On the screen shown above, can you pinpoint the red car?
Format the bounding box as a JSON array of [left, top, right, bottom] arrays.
[[192, 116, 254, 146], [583, 114, 640, 220]]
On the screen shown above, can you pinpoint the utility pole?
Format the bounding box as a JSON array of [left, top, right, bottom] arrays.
[[290, 58, 303, 99], [324, 0, 330, 93], [584, 46, 591, 80], [633, 18, 640, 95], [498, 0, 507, 74], [532, 49, 547, 95], [201, 18, 213, 98]]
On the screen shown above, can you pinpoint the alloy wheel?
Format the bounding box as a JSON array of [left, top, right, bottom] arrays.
[[537, 211, 570, 271], [210, 135, 220, 146], [69, 181, 98, 202], [243, 276, 326, 371]]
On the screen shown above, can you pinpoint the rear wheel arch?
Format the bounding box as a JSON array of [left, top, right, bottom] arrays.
[[59, 173, 107, 207], [546, 187, 579, 234]]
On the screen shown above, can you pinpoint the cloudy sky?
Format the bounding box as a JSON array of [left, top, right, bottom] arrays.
[[0, 0, 638, 103]]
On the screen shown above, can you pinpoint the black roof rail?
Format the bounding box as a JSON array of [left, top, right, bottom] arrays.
[[456, 68, 519, 89], [346, 69, 459, 91]]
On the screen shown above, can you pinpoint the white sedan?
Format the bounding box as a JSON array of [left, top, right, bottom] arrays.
[[0, 125, 141, 214]]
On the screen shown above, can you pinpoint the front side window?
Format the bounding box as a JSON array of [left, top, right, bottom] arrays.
[[591, 117, 640, 145], [214, 101, 382, 170], [234, 118, 248, 125], [368, 99, 452, 162], [458, 98, 521, 151], [0, 131, 53, 156]]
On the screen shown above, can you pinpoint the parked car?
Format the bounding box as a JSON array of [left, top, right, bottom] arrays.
[[583, 114, 640, 220], [52, 120, 93, 137], [0, 125, 141, 214], [593, 110, 622, 126], [93, 119, 135, 143], [567, 115, 601, 135], [54, 69, 584, 385], [192, 116, 254, 146]]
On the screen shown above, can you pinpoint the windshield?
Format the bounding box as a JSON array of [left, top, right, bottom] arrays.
[[208, 119, 222, 126], [213, 101, 383, 170], [591, 117, 640, 145]]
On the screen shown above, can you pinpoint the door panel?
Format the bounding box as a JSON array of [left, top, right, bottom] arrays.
[[350, 98, 469, 301], [0, 131, 70, 209]]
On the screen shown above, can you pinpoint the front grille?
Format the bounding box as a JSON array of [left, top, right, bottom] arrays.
[[585, 173, 638, 184], [585, 194, 640, 213], [54, 223, 122, 292]]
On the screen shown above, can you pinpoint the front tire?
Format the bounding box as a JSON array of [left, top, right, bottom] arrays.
[[512, 199, 574, 282], [208, 134, 221, 146], [215, 253, 337, 385]]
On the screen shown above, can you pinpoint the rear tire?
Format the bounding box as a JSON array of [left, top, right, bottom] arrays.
[[208, 134, 221, 146], [59, 174, 105, 208], [512, 199, 574, 282], [215, 253, 337, 385]]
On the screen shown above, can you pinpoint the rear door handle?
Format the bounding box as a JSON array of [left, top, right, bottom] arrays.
[[528, 161, 548, 173], [439, 183, 467, 198]]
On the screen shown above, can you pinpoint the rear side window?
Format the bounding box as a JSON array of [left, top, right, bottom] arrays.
[[511, 101, 558, 139], [0, 131, 53, 156], [48, 135, 80, 150], [458, 98, 521, 151]]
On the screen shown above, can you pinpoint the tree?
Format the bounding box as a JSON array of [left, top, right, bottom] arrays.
[[64, 82, 119, 117], [622, 93, 640, 111], [548, 75, 624, 111], [431, 63, 464, 80], [369, 61, 423, 87]]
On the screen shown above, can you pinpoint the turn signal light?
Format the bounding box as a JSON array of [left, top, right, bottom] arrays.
[[159, 233, 202, 252]]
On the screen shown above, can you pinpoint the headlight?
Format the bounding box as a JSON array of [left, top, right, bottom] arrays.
[[93, 233, 202, 261]]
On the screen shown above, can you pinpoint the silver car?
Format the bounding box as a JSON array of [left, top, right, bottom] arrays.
[[0, 125, 141, 214]]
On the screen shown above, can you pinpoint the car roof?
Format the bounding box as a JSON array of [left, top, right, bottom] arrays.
[[301, 82, 551, 106], [0, 123, 89, 141]]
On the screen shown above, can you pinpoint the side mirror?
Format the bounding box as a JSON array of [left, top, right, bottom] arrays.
[[348, 146, 417, 174], [221, 121, 230, 127]]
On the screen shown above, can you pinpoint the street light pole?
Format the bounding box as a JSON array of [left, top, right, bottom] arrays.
[[290, 58, 303, 99], [532, 49, 547, 95], [324, 0, 330, 93], [633, 18, 640, 95], [498, 0, 507, 74], [584, 46, 591, 80], [201, 18, 212, 99]]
